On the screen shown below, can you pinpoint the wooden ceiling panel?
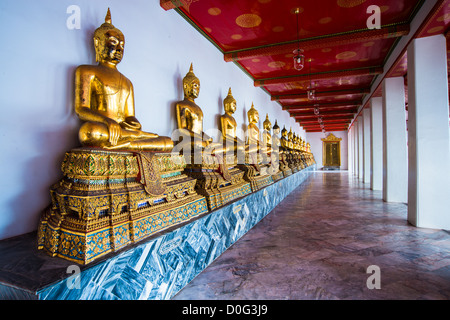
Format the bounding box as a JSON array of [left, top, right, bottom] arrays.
[[163, 0, 449, 134]]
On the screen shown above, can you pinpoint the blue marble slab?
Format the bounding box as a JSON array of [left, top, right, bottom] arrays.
[[35, 166, 315, 300]]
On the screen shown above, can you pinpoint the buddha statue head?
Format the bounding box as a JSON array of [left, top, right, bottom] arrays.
[[183, 63, 200, 100], [281, 126, 287, 138], [288, 127, 293, 140], [248, 103, 259, 124], [263, 114, 271, 132], [273, 120, 280, 135], [223, 88, 237, 115], [93, 8, 124, 66]]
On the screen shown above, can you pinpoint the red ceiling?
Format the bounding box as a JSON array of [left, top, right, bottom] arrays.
[[162, 0, 450, 132]]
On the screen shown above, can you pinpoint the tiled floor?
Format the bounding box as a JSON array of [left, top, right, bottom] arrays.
[[173, 171, 450, 300]]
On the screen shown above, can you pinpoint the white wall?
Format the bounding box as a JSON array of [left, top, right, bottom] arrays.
[[0, 0, 303, 240], [306, 131, 349, 170]]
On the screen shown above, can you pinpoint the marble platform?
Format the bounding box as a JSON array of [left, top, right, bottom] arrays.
[[174, 171, 450, 300], [0, 166, 315, 300]]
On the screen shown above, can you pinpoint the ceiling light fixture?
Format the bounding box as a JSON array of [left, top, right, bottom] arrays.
[[307, 58, 315, 100], [293, 8, 305, 71]]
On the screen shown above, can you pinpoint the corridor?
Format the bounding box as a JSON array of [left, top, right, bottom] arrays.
[[174, 171, 450, 300]]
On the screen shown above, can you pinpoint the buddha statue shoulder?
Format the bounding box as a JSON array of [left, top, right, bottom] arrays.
[[74, 9, 173, 152]]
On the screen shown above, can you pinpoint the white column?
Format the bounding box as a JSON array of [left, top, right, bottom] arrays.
[[358, 117, 364, 180], [353, 122, 358, 176], [370, 97, 383, 191], [382, 77, 408, 203], [363, 108, 371, 184], [407, 34, 450, 229], [348, 127, 353, 174], [353, 125, 357, 175]]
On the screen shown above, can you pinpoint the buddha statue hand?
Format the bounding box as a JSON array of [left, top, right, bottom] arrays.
[[120, 116, 142, 131], [104, 117, 122, 146]]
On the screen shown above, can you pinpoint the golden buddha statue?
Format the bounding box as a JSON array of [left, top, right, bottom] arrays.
[[75, 9, 173, 152], [272, 120, 281, 152], [278, 126, 292, 177], [247, 103, 271, 154], [175, 63, 214, 152], [287, 128, 294, 150], [246, 103, 260, 149], [280, 126, 289, 150], [262, 114, 272, 149], [37, 9, 209, 265], [220, 88, 245, 156]]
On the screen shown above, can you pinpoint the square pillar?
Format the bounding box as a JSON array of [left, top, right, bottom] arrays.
[[370, 97, 383, 191], [407, 34, 450, 229], [382, 77, 408, 203], [363, 108, 371, 184], [348, 127, 353, 174], [357, 117, 364, 180], [353, 122, 359, 176]]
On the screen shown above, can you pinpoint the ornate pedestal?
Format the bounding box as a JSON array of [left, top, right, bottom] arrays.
[[37, 148, 208, 265], [271, 169, 284, 182], [279, 152, 293, 178], [0, 166, 316, 300], [239, 153, 274, 192], [183, 154, 251, 211]]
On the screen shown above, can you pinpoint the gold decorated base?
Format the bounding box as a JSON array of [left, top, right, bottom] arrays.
[[271, 170, 284, 182], [37, 148, 208, 264], [183, 154, 251, 211]]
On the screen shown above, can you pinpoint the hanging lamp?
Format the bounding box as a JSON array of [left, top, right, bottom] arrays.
[[293, 8, 305, 71]]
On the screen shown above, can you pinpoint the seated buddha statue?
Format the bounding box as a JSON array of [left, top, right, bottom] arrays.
[[271, 120, 281, 152], [219, 88, 245, 158], [75, 9, 173, 152], [262, 114, 272, 150], [176, 64, 210, 150], [279, 126, 291, 172], [175, 64, 229, 159], [287, 128, 294, 150], [247, 103, 271, 153], [246, 103, 270, 169], [280, 126, 289, 150]]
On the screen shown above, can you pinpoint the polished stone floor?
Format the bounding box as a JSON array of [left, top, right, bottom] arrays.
[[173, 171, 450, 300]]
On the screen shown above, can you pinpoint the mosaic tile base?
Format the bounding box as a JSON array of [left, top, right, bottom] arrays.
[[0, 166, 315, 300]]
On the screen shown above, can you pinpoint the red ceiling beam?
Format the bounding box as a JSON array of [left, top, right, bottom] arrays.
[[283, 100, 362, 111], [305, 129, 347, 132], [160, 0, 200, 10], [255, 67, 383, 87], [296, 117, 355, 123], [290, 109, 358, 117], [295, 113, 355, 119], [225, 24, 410, 62], [300, 125, 351, 130], [300, 118, 352, 123], [301, 122, 349, 127], [301, 125, 349, 130], [272, 88, 370, 101], [288, 105, 360, 113]]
